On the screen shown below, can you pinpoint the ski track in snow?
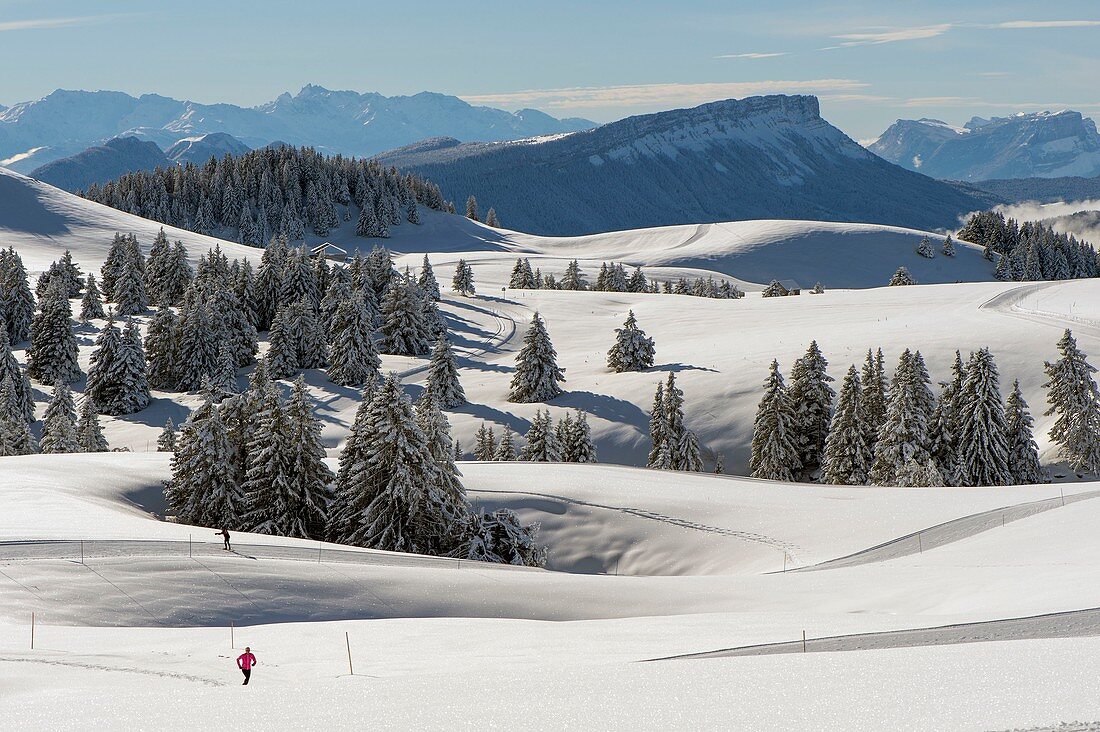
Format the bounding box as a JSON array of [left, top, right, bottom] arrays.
[[0, 655, 225, 686]]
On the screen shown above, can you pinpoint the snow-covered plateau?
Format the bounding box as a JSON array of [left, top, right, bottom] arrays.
[[3, 167, 1100, 730]]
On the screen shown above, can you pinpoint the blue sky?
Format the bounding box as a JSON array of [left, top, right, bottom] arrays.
[[1, 0, 1098, 140]]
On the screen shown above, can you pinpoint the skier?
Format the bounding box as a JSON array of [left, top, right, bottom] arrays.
[[236, 646, 256, 685], [217, 528, 231, 551]]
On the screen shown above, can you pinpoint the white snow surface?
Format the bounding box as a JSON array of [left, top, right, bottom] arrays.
[[3, 167, 1100, 729]]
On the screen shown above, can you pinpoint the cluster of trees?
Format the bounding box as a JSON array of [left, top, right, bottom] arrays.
[[746, 334, 1100, 486], [81, 146, 452, 245], [505, 257, 744, 299], [470, 410, 597, 463], [464, 196, 499, 228], [167, 369, 545, 567], [646, 373, 704, 472], [959, 211, 1098, 282]]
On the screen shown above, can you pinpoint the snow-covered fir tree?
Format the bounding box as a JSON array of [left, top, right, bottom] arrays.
[[929, 351, 966, 480], [80, 273, 105, 322], [1005, 379, 1043, 484], [167, 396, 244, 528], [869, 349, 934, 485], [860, 348, 888, 445], [415, 391, 471, 551], [474, 423, 497, 461], [111, 244, 149, 316], [157, 418, 177, 452], [76, 396, 109, 452], [494, 425, 517, 461], [144, 306, 179, 390], [916, 237, 936, 259], [952, 348, 1012, 486], [607, 310, 656, 373], [787, 340, 835, 477], [380, 273, 431, 356], [484, 208, 500, 227], [646, 381, 667, 468], [27, 279, 83, 385], [39, 382, 79, 454], [559, 410, 598, 463], [889, 267, 916, 286], [942, 235, 956, 257], [0, 373, 35, 456], [425, 336, 466, 408], [85, 314, 150, 415], [0, 248, 36, 344], [821, 366, 871, 485], [463, 509, 546, 567], [1043, 329, 1100, 474], [749, 360, 802, 481], [328, 294, 381, 386], [418, 255, 441, 301], [0, 328, 34, 424], [208, 342, 240, 402], [895, 458, 946, 487], [327, 381, 376, 541], [520, 410, 560, 461], [241, 382, 305, 535], [466, 196, 479, 221], [661, 372, 703, 471], [509, 258, 537, 289], [509, 312, 565, 403], [560, 260, 586, 291], [451, 259, 475, 296]]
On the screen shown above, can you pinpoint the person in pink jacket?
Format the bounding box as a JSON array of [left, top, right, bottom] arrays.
[[237, 647, 257, 685]]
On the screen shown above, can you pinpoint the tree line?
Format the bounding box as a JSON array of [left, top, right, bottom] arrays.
[[959, 211, 1098, 282]]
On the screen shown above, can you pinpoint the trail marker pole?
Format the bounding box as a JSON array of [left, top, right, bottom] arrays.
[[189, 535, 192, 557], [231, 621, 234, 649], [783, 553, 787, 572], [80, 540, 84, 565], [318, 542, 322, 563], [918, 532, 923, 554], [345, 632, 354, 676], [1061, 487, 1065, 507], [31, 612, 34, 650], [802, 630, 806, 653]]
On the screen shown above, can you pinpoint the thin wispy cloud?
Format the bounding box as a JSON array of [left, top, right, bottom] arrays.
[[716, 52, 788, 59], [993, 20, 1100, 29], [462, 79, 868, 111], [0, 16, 115, 32], [828, 23, 952, 48]]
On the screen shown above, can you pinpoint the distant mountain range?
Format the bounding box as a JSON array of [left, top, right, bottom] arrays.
[[379, 95, 988, 235], [0, 85, 595, 172], [869, 111, 1100, 181], [28, 133, 253, 192]]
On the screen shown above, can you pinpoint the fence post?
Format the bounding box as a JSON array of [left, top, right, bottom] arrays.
[[31, 612, 35, 650], [189, 534, 192, 558], [1061, 487, 1065, 507], [318, 542, 322, 563], [345, 632, 354, 676], [231, 620, 234, 650], [802, 630, 806, 653], [918, 532, 923, 554], [80, 540, 84, 565]]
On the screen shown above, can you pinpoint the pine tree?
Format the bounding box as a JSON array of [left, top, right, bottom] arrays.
[[0, 247, 36, 344], [646, 381, 668, 468], [39, 383, 79, 454], [0, 373, 35, 455], [520, 410, 560, 461], [0, 328, 34, 424], [415, 391, 470, 552], [418, 255, 441, 301], [869, 350, 934, 485], [80, 273, 105, 322], [484, 208, 499, 227], [749, 360, 802, 481], [607, 310, 656, 372], [208, 342, 240, 402], [860, 349, 888, 445], [327, 381, 377, 541], [662, 372, 702, 471], [425, 336, 466, 408], [917, 237, 936, 259], [278, 377, 335, 537], [76, 396, 109, 452], [509, 258, 536, 289], [787, 340, 835, 477], [145, 306, 179, 390], [1005, 379, 1043, 484], [328, 294, 381, 386], [462, 508, 546, 567], [157, 418, 177, 452], [241, 384, 299, 534], [380, 274, 430, 356], [451, 259, 475, 296], [116, 319, 151, 413], [822, 366, 871, 485], [895, 458, 946, 487], [561, 260, 586, 291], [889, 267, 916, 286], [1043, 329, 1100, 473], [27, 279, 82, 385], [85, 312, 123, 411], [494, 425, 517, 460], [942, 235, 956, 257], [466, 195, 479, 222], [112, 246, 149, 316], [167, 397, 244, 527], [175, 297, 219, 390], [560, 410, 598, 463], [474, 423, 497, 461], [509, 312, 565, 403]]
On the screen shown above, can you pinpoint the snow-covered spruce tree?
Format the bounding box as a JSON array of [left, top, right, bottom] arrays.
[[418, 278, 447, 343], [463, 509, 546, 567], [860, 349, 888, 443], [607, 310, 655, 373], [0, 247, 36, 344], [476, 423, 500, 461], [509, 258, 536, 289], [889, 267, 916, 286], [337, 373, 451, 552], [425, 336, 466, 408], [406, 198, 421, 225], [415, 391, 471, 552], [254, 237, 287, 331], [280, 246, 319, 310], [175, 296, 220, 391], [320, 273, 352, 337], [418, 255, 441, 301], [484, 208, 499, 228], [895, 458, 946, 487], [162, 241, 194, 306], [466, 195, 479, 222], [27, 279, 83, 385], [662, 372, 703, 471], [869, 350, 934, 485], [821, 366, 871, 485], [328, 294, 381, 387], [112, 245, 149, 316], [327, 382, 375, 537], [313, 256, 331, 299], [1043, 329, 1100, 474], [646, 381, 667, 468], [561, 260, 586, 291], [520, 410, 561, 462], [40, 383, 79, 454], [144, 228, 171, 305], [0, 373, 35, 455], [509, 312, 565, 403], [952, 348, 1013, 487], [85, 312, 123, 411], [942, 235, 956, 257], [380, 274, 431, 356], [144, 306, 179, 390], [80, 272, 106, 323], [208, 342, 240, 402], [278, 377, 335, 537], [76, 396, 109, 452], [265, 303, 300, 380], [627, 267, 648, 293], [117, 319, 151, 413], [0, 328, 34, 424], [749, 360, 802, 481], [451, 259, 475, 296], [494, 425, 517, 461], [1005, 379, 1044, 484], [917, 237, 936, 259], [157, 418, 177, 452], [560, 410, 598, 463], [241, 383, 301, 535], [167, 396, 244, 527], [788, 340, 835, 478]]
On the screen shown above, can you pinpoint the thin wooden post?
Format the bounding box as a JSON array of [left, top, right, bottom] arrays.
[[802, 630, 806, 653], [231, 621, 234, 649], [345, 632, 354, 675], [918, 532, 923, 553], [31, 612, 35, 649], [318, 542, 322, 563], [80, 540, 84, 565], [189, 534, 192, 557], [1061, 487, 1065, 507], [783, 553, 787, 572]]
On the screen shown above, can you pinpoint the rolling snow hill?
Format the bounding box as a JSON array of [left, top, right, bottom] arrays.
[[378, 95, 988, 235], [0, 85, 595, 172], [870, 111, 1100, 181]]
